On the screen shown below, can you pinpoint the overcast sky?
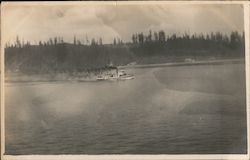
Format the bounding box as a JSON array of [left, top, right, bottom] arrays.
[[3, 3, 244, 44]]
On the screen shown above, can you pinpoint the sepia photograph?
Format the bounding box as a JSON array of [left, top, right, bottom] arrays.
[[1, 1, 249, 158]]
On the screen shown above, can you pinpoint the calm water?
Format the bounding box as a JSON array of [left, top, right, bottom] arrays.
[[5, 63, 247, 154]]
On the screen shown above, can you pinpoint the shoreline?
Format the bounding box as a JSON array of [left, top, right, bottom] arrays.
[[5, 58, 245, 83], [118, 58, 245, 69]]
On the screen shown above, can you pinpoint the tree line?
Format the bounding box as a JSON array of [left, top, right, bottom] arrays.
[[5, 30, 245, 73]]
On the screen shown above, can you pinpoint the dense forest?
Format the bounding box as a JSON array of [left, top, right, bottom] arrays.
[[5, 30, 244, 73]]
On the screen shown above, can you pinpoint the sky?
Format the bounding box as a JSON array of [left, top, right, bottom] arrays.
[[2, 2, 244, 44]]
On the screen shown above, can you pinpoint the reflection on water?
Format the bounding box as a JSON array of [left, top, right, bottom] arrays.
[[5, 64, 247, 154]]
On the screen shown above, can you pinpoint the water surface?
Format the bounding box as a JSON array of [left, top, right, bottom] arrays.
[[5, 63, 247, 154]]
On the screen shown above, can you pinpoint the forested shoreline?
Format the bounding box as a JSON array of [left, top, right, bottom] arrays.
[[5, 30, 245, 74]]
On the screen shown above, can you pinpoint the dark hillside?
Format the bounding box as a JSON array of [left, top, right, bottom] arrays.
[[5, 31, 244, 73]]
